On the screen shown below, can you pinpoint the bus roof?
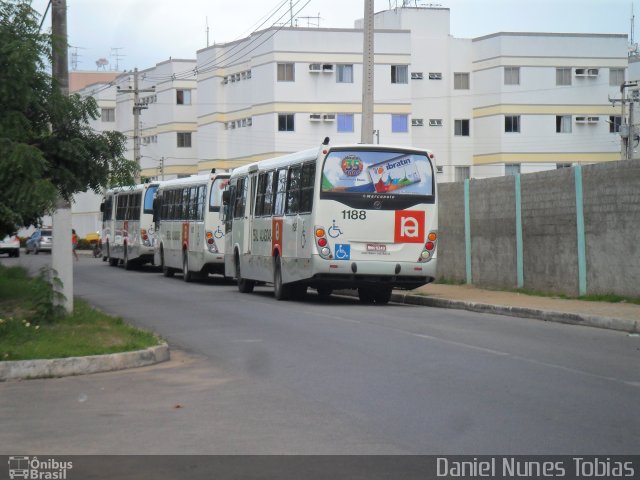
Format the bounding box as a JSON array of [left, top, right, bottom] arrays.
[[156, 173, 230, 191], [228, 144, 433, 178], [104, 182, 159, 195]]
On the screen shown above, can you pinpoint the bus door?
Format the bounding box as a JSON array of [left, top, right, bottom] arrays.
[[232, 176, 249, 257], [272, 168, 288, 259]]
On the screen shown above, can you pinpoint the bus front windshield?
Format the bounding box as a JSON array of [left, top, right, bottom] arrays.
[[321, 149, 434, 198]]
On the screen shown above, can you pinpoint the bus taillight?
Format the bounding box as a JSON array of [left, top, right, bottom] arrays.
[[315, 225, 332, 259], [419, 230, 437, 262], [140, 228, 151, 246], [205, 230, 218, 253]]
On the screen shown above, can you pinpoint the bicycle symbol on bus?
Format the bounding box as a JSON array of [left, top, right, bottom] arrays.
[[334, 244, 350, 260], [213, 226, 224, 239], [328, 220, 343, 238]]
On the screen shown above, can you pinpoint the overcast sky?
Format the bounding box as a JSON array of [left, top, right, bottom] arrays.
[[31, 0, 633, 72]]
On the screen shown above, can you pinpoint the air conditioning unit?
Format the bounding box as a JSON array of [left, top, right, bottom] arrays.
[[429, 72, 442, 80], [436, 166, 444, 174], [575, 68, 598, 77], [411, 119, 424, 126], [309, 63, 321, 72], [323, 114, 336, 121], [411, 72, 424, 80], [575, 116, 587, 123], [309, 113, 322, 121], [587, 116, 600, 123], [322, 64, 334, 73], [429, 119, 443, 126]]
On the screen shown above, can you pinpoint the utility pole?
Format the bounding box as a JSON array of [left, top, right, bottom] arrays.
[[618, 81, 639, 160], [361, 0, 374, 144], [117, 68, 155, 182], [51, 0, 73, 313]]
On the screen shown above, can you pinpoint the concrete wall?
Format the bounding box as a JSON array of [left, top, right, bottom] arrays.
[[437, 160, 640, 298]]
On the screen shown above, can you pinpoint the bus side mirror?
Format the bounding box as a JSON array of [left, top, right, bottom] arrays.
[[222, 190, 230, 206], [99, 202, 105, 213]]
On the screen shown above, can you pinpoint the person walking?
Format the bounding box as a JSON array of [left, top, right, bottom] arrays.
[[72, 229, 79, 261]]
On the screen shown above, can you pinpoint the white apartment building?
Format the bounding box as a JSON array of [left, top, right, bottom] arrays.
[[115, 59, 199, 180], [196, 25, 412, 172], [69, 81, 120, 236], [191, 6, 627, 182], [471, 32, 627, 179]]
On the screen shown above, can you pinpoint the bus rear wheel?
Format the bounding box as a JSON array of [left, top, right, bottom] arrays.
[[273, 256, 291, 301], [236, 253, 254, 293]]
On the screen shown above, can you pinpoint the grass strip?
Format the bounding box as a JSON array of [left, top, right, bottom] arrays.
[[0, 265, 161, 361]]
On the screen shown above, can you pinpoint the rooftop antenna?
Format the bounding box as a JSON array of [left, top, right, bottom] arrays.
[[70, 45, 85, 70], [206, 16, 210, 47], [631, 4, 639, 57], [110, 47, 125, 71]]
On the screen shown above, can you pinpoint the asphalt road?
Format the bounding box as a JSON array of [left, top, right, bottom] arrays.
[[1, 253, 639, 454]]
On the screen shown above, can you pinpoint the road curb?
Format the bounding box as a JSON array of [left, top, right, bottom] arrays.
[[339, 291, 639, 334], [0, 342, 170, 381], [389, 292, 640, 333]]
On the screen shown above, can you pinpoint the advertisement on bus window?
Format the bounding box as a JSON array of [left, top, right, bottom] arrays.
[[320, 149, 435, 209]]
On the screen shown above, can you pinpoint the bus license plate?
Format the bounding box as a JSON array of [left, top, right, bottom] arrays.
[[366, 243, 387, 252]]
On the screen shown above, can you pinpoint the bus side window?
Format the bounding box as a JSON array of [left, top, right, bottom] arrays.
[[299, 162, 316, 213], [286, 165, 302, 215], [263, 171, 275, 216], [273, 168, 287, 216], [255, 173, 267, 217], [233, 177, 247, 219]]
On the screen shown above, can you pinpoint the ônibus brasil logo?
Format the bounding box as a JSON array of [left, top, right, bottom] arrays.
[[8, 456, 73, 480]]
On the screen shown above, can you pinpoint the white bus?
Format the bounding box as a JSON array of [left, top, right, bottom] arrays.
[[222, 141, 438, 303], [153, 172, 230, 281], [100, 182, 160, 269]]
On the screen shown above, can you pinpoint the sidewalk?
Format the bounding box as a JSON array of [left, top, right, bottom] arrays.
[[394, 283, 640, 333]]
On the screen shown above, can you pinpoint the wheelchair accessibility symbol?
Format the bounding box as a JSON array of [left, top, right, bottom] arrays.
[[334, 243, 350, 260]]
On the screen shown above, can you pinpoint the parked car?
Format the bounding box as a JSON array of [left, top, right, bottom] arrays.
[[0, 234, 20, 257], [25, 229, 53, 254]]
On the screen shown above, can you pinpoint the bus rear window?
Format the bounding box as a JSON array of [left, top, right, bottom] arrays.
[[209, 177, 230, 212], [321, 150, 433, 197], [144, 185, 159, 214]]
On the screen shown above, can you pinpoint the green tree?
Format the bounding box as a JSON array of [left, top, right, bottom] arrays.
[[0, 1, 138, 238]]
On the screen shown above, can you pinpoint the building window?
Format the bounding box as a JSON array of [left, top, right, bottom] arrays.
[[610, 68, 625, 87], [277, 63, 295, 82], [505, 115, 520, 133], [391, 114, 408, 133], [609, 115, 622, 133], [556, 68, 572, 86], [454, 119, 470, 136], [337, 113, 354, 132], [101, 108, 115, 122], [176, 89, 191, 105], [336, 64, 353, 83], [556, 115, 572, 133], [454, 72, 470, 90], [455, 166, 470, 182], [177, 132, 192, 148], [505, 164, 520, 176], [391, 65, 408, 84], [504, 67, 520, 85], [278, 114, 294, 132]]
